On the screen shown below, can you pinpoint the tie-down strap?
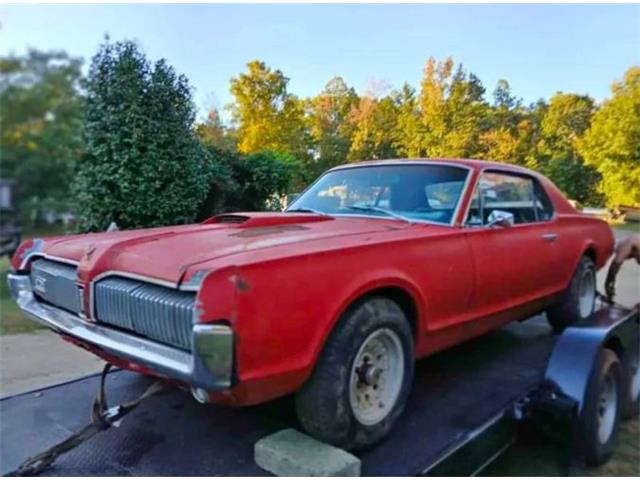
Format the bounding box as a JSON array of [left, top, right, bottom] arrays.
[[8, 364, 167, 477]]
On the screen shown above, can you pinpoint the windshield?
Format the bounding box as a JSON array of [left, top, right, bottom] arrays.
[[288, 164, 469, 225]]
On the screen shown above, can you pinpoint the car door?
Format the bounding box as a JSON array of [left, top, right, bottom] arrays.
[[464, 170, 558, 318]]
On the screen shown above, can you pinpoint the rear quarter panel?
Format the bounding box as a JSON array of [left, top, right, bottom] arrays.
[[538, 175, 614, 289]]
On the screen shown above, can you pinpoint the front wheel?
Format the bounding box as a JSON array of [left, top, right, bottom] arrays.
[[295, 297, 414, 451], [547, 256, 596, 333]]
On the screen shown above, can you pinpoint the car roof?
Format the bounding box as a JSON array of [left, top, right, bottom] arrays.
[[328, 158, 538, 177]]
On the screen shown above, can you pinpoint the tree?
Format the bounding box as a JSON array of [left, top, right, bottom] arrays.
[[347, 94, 399, 162], [477, 128, 518, 163], [74, 40, 210, 231], [578, 68, 640, 208], [392, 83, 423, 157], [229, 61, 308, 159], [535, 93, 601, 204], [418, 57, 489, 158], [196, 108, 236, 152], [0, 50, 84, 222], [198, 147, 302, 216], [306, 76, 358, 175]]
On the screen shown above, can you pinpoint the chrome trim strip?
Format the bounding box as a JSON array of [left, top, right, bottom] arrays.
[[43, 254, 80, 266], [8, 273, 233, 391], [92, 270, 178, 289], [19, 253, 80, 271]]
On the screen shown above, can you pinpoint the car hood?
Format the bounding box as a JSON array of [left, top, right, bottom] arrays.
[[39, 213, 407, 285]]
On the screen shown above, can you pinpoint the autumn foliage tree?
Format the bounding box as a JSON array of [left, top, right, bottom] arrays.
[[306, 77, 358, 174], [229, 61, 308, 159], [11, 43, 636, 226]]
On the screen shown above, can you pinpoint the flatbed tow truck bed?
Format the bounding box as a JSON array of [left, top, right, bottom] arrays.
[[0, 315, 557, 476], [0, 309, 638, 476]]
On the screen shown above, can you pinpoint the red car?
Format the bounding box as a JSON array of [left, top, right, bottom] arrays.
[[8, 159, 614, 449]]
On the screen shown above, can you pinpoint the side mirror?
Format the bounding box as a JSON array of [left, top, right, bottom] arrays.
[[486, 210, 515, 228]]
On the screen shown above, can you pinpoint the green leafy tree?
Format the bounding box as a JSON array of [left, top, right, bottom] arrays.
[[392, 83, 423, 157], [229, 61, 308, 159], [578, 68, 640, 208], [535, 93, 601, 204], [418, 57, 489, 158], [199, 147, 301, 215], [347, 94, 399, 161], [74, 40, 210, 231], [0, 50, 84, 222], [476, 80, 524, 163], [196, 108, 237, 152], [307, 76, 358, 175]]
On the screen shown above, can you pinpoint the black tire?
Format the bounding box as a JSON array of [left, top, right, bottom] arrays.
[[547, 256, 596, 333], [621, 346, 640, 419], [580, 348, 623, 467], [295, 296, 414, 451]]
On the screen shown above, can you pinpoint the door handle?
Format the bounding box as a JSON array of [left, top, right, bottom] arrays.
[[542, 233, 557, 242]]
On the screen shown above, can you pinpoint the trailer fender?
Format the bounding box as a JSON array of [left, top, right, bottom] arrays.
[[543, 306, 639, 416]]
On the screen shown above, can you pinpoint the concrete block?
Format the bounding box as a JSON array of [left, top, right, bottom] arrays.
[[254, 428, 361, 477]]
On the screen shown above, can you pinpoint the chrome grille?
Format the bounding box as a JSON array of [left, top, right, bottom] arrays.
[[94, 277, 196, 351], [30, 259, 81, 314]]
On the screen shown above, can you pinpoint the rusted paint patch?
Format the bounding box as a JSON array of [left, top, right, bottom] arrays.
[[232, 275, 251, 292]]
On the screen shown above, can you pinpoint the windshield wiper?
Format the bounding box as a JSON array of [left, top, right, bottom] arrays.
[[344, 205, 413, 224], [285, 208, 330, 216]]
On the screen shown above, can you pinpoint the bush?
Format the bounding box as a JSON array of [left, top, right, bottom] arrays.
[[73, 40, 210, 231], [198, 148, 302, 218]]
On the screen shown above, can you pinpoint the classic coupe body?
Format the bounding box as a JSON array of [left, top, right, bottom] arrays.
[[8, 159, 614, 449]]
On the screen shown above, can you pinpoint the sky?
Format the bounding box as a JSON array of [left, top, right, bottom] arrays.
[[1, 4, 638, 120]]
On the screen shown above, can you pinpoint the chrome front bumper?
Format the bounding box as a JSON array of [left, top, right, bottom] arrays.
[[7, 273, 234, 391]]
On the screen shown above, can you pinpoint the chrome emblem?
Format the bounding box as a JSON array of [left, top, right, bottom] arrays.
[[34, 275, 47, 294]]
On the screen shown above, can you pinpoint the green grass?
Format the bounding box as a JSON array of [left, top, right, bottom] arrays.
[[0, 224, 70, 335], [0, 256, 44, 335], [485, 418, 640, 476], [610, 220, 640, 234]]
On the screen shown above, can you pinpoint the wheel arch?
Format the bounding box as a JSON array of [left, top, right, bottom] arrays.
[[544, 308, 637, 417], [309, 277, 425, 372], [348, 285, 420, 339], [583, 244, 597, 265]]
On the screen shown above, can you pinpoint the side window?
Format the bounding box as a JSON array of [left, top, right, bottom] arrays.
[[467, 171, 543, 226]]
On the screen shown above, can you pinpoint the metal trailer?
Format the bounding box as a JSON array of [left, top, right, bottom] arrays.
[[0, 305, 638, 476]]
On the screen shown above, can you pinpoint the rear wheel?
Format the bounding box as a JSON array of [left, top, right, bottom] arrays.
[[621, 346, 640, 419], [295, 297, 414, 451], [547, 256, 596, 333], [580, 348, 622, 467]]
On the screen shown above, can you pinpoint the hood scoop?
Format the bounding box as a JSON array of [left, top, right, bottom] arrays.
[[205, 212, 333, 228], [215, 214, 251, 224]]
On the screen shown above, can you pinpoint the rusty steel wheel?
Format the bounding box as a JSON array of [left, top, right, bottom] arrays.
[[295, 296, 414, 451], [349, 328, 405, 426]]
